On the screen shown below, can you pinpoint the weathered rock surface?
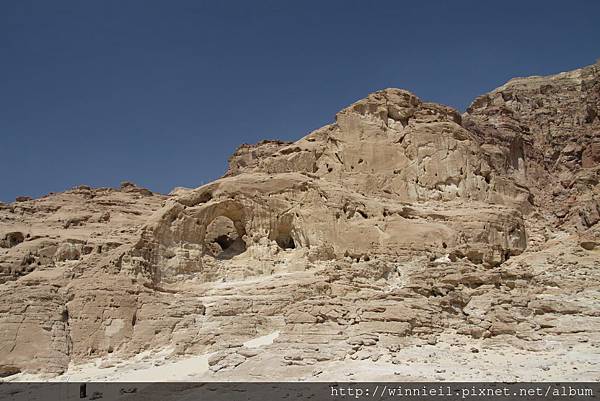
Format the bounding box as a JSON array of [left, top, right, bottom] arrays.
[[1, 62, 599, 380]]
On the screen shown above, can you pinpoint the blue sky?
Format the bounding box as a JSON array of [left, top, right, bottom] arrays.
[[1, 0, 599, 201]]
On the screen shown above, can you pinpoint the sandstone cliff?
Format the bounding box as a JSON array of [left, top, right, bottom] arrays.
[[1, 62, 599, 380]]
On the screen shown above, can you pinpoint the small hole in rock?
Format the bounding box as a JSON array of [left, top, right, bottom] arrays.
[[277, 236, 295, 250], [205, 216, 247, 259]]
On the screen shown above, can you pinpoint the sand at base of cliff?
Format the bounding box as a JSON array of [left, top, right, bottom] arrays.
[[6, 333, 599, 382]]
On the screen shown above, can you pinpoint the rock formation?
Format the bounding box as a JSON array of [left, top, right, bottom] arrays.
[[1, 62, 599, 380]]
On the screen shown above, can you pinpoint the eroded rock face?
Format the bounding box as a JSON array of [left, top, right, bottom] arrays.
[[1, 63, 599, 379], [465, 63, 600, 231]]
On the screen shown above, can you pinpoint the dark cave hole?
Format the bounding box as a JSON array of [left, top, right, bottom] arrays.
[[205, 216, 247, 260], [215, 234, 236, 250], [276, 235, 296, 250]]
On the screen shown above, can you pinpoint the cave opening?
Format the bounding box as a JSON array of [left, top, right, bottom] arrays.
[[276, 234, 296, 250], [272, 218, 297, 250], [205, 216, 247, 259]]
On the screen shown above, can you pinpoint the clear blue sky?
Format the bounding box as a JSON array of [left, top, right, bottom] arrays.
[[1, 1, 599, 202]]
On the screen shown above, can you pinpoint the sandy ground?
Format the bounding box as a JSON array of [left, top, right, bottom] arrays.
[[314, 338, 600, 381], [243, 331, 280, 349], [215, 332, 600, 382], [4, 331, 280, 382], [4, 332, 599, 382], [7, 347, 211, 382]]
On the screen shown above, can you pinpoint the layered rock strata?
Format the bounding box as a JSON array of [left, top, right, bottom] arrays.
[[1, 62, 599, 379]]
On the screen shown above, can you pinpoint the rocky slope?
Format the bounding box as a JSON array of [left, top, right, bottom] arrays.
[[1, 62, 599, 380]]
